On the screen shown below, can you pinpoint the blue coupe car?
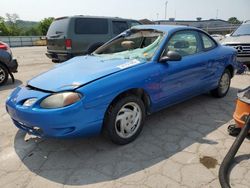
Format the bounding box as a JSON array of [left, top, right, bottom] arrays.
[[6, 25, 237, 144]]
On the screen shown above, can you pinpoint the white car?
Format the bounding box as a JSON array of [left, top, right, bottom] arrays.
[[220, 21, 250, 68], [211, 34, 225, 42]]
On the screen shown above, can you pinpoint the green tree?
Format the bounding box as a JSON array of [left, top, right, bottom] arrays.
[[38, 17, 54, 35], [228, 17, 242, 24], [0, 16, 10, 36], [5, 13, 21, 36], [21, 26, 41, 36]]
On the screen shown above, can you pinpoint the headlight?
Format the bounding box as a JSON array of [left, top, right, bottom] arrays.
[[23, 98, 38, 107], [40, 92, 82, 109]]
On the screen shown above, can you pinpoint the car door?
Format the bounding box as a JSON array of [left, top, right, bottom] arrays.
[[155, 30, 208, 109], [199, 32, 223, 90]]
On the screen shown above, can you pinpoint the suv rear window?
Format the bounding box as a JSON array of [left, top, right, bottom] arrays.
[[130, 21, 141, 27], [112, 21, 129, 34], [75, 18, 108, 34], [47, 18, 69, 36]]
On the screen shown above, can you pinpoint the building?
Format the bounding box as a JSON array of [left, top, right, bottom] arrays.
[[139, 19, 154, 25], [155, 18, 239, 34]]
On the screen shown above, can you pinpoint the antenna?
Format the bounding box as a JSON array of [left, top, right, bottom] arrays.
[[165, 1, 168, 20], [156, 13, 159, 20], [216, 9, 219, 19]]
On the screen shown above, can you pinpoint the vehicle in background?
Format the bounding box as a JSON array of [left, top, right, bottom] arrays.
[[0, 41, 18, 85], [220, 21, 250, 68], [46, 15, 141, 63], [211, 34, 225, 42]]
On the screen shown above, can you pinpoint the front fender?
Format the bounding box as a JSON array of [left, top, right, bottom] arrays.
[[76, 62, 159, 118]]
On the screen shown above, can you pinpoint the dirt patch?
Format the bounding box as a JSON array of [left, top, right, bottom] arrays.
[[200, 156, 218, 169]]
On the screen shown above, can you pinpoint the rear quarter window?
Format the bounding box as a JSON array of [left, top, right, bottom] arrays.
[[201, 33, 217, 51], [75, 18, 108, 34]]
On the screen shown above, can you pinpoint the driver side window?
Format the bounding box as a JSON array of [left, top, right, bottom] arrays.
[[164, 31, 201, 57]]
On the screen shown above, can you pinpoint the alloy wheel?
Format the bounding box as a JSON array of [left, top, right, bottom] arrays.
[[115, 102, 142, 139]]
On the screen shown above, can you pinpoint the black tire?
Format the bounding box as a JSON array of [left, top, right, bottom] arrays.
[[103, 95, 146, 145], [52, 59, 61, 63], [247, 64, 250, 70], [227, 124, 241, 136], [211, 69, 231, 98], [0, 63, 9, 86]]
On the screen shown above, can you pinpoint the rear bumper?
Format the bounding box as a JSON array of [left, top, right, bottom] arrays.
[[8, 58, 18, 73], [46, 52, 72, 62]]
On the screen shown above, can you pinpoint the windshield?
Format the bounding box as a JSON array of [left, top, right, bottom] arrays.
[[232, 23, 250, 36], [93, 29, 165, 61]]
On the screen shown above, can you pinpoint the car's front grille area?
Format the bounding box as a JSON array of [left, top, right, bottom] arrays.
[[227, 44, 250, 57], [12, 119, 43, 137]]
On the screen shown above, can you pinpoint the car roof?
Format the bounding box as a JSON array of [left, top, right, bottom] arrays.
[[55, 15, 138, 21], [131, 24, 203, 33]]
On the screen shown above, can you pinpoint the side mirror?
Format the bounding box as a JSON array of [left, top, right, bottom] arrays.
[[160, 51, 182, 62]]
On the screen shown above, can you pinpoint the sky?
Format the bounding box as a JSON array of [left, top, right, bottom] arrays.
[[0, 0, 249, 22]]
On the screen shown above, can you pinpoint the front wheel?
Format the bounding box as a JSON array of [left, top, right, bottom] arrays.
[[103, 95, 146, 145], [211, 69, 231, 98]]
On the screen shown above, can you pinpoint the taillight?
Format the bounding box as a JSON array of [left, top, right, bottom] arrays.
[[65, 39, 72, 50], [0, 42, 8, 50]]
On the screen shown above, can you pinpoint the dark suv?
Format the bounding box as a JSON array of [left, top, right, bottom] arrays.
[[46, 15, 141, 63], [0, 41, 18, 85], [221, 21, 250, 67]]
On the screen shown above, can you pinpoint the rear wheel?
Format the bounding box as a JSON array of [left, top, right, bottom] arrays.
[[211, 69, 231, 98], [0, 64, 8, 86], [103, 95, 145, 145]]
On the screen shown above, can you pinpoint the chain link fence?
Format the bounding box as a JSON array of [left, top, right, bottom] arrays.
[[0, 36, 46, 47]]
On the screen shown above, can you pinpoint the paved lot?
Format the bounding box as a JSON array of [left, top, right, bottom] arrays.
[[0, 47, 250, 188]]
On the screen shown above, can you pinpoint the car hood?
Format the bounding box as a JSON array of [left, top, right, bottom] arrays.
[[28, 55, 145, 92], [221, 35, 250, 45]]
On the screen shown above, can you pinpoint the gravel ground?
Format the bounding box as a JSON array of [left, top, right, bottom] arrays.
[[0, 46, 250, 188]]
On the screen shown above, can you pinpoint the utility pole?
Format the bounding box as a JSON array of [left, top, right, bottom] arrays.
[[156, 13, 159, 20], [216, 9, 219, 19], [165, 1, 168, 20]]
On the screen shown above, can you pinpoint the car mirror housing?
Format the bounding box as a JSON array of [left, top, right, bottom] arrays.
[[160, 51, 182, 62]]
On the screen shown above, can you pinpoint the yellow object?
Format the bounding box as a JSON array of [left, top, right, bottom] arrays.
[[233, 87, 250, 128]]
